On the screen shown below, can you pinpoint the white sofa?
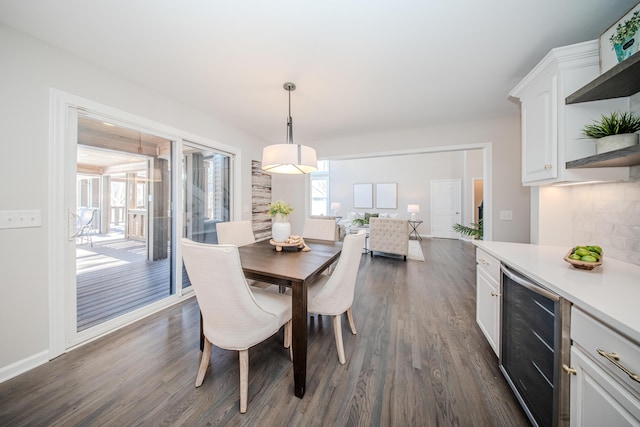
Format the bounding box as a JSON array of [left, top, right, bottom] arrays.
[[368, 217, 409, 261]]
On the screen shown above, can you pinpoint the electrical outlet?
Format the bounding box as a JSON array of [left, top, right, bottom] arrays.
[[0, 210, 42, 229], [499, 210, 513, 221]]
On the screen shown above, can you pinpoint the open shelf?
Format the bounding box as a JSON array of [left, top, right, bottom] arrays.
[[566, 53, 640, 104], [566, 144, 640, 169]]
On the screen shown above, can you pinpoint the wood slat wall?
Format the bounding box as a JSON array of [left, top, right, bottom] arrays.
[[0, 239, 528, 426]]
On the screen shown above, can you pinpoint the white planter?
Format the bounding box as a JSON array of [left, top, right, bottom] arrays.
[[596, 133, 639, 154], [271, 214, 291, 242]]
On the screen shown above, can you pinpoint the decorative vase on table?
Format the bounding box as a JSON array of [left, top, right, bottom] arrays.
[[272, 213, 291, 243]]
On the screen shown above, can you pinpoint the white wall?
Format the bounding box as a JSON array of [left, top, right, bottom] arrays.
[[0, 25, 265, 376], [326, 152, 466, 236]]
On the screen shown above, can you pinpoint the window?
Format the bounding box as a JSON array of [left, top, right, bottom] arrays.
[[310, 160, 330, 216]]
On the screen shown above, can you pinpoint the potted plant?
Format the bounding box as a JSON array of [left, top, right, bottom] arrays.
[[452, 218, 483, 240], [268, 200, 294, 242], [351, 212, 377, 227], [583, 111, 640, 154], [609, 10, 640, 62]]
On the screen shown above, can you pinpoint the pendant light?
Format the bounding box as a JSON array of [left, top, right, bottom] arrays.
[[261, 82, 318, 174]]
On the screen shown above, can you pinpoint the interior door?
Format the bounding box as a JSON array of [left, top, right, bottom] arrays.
[[431, 179, 462, 239]]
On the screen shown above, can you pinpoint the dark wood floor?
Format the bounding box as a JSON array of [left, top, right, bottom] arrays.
[[1, 238, 528, 426]]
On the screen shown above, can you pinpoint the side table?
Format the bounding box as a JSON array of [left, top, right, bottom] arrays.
[[408, 220, 423, 240]]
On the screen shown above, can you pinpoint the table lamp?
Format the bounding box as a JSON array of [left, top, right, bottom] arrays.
[[407, 204, 420, 221], [331, 202, 341, 217]]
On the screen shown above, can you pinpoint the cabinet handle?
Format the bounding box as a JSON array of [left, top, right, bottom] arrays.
[[478, 258, 489, 266], [544, 164, 552, 170], [597, 349, 640, 383], [562, 364, 577, 375], [490, 292, 501, 297]]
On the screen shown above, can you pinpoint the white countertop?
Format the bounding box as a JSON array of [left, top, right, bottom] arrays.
[[474, 241, 640, 344]]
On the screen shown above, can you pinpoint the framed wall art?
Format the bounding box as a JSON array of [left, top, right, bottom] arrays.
[[353, 183, 373, 209], [599, 2, 640, 74], [375, 182, 397, 209]]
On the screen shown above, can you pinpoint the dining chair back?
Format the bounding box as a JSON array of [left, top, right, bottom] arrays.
[[216, 220, 256, 247], [307, 229, 366, 364], [302, 218, 338, 241], [180, 238, 292, 413]]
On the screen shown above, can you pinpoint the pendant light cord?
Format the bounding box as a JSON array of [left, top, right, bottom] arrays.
[[286, 83, 294, 145]]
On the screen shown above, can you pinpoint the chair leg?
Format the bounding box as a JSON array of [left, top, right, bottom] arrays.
[[195, 337, 212, 387], [346, 307, 357, 335], [333, 315, 346, 364], [239, 349, 249, 413], [284, 320, 289, 348], [285, 320, 293, 361]]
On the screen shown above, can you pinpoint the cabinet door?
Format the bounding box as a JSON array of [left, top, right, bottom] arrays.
[[570, 347, 640, 427], [476, 269, 500, 356], [521, 74, 558, 184]]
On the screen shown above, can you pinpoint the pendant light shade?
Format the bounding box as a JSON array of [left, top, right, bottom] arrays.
[[261, 82, 318, 174]]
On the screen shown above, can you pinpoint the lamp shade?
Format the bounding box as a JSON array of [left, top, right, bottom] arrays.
[[261, 143, 317, 174], [408, 204, 420, 220], [331, 202, 341, 211]]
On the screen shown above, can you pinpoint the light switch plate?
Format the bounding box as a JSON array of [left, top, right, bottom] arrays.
[[499, 210, 513, 221], [0, 210, 42, 229]]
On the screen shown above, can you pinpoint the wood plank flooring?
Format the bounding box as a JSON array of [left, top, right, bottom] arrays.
[[76, 239, 176, 330], [0, 238, 528, 426]]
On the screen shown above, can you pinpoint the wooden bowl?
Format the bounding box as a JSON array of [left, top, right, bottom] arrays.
[[563, 247, 603, 270]]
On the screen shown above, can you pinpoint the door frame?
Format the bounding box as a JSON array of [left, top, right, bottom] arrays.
[[49, 89, 242, 358]]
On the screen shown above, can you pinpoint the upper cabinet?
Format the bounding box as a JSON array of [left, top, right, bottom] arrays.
[[510, 40, 631, 186]]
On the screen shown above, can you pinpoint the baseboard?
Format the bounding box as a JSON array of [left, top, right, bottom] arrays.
[[0, 350, 49, 384]]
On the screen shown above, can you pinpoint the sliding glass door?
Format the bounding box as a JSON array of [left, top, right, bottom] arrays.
[[181, 142, 232, 288], [50, 90, 240, 355], [74, 116, 174, 331]]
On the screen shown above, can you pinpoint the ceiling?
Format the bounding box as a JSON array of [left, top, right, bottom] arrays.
[[1, 1, 637, 146]]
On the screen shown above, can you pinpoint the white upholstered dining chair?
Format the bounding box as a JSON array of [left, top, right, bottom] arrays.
[[307, 229, 366, 364], [180, 238, 292, 413], [216, 220, 256, 247], [302, 217, 339, 241], [216, 220, 277, 290]]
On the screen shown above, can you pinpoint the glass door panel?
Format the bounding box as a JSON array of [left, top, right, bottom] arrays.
[[181, 142, 232, 288], [75, 116, 173, 331]]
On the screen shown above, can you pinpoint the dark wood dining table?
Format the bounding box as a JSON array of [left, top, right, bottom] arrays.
[[235, 238, 342, 398]]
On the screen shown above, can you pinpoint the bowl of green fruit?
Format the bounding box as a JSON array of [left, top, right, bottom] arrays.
[[564, 245, 603, 270]]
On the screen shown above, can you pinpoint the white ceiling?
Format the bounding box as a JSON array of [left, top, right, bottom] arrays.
[[1, 0, 637, 146]]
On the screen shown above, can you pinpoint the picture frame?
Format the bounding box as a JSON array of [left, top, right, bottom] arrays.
[[599, 2, 640, 74], [353, 183, 373, 209], [375, 182, 397, 209]]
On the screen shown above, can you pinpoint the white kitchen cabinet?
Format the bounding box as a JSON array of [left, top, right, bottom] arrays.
[[510, 40, 630, 185], [475, 248, 500, 356], [568, 308, 640, 426]]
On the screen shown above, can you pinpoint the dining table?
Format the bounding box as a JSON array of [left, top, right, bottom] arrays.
[[200, 238, 343, 398]]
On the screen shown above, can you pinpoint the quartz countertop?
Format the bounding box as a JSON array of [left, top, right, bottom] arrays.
[[473, 241, 640, 344]]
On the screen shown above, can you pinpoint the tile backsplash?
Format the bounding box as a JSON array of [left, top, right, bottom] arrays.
[[571, 180, 640, 266]]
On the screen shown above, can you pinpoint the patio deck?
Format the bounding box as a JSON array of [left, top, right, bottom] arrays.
[[76, 237, 180, 331]]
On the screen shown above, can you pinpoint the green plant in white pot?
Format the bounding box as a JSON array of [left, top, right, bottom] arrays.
[[583, 111, 640, 154], [269, 200, 294, 242]]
